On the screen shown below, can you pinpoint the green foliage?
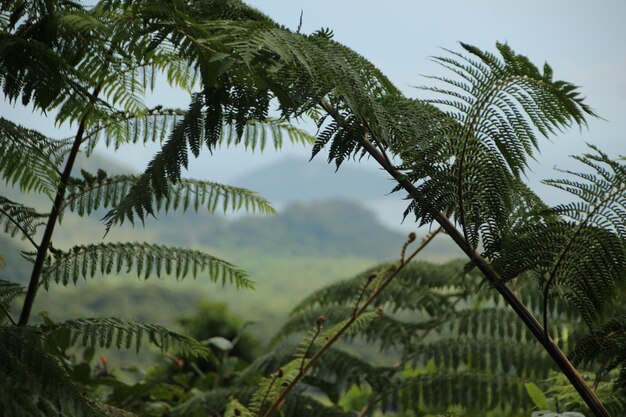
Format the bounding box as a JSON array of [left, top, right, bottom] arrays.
[[39, 242, 252, 289], [64, 169, 275, 218], [0, 326, 110, 417], [0, 118, 68, 196], [493, 147, 626, 326], [42, 317, 212, 357], [0, 196, 48, 243], [1, 0, 624, 416]]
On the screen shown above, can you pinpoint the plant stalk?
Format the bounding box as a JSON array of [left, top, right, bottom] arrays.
[[18, 82, 103, 326], [17, 124, 86, 326], [319, 100, 611, 417], [261, 230, 438, 417]]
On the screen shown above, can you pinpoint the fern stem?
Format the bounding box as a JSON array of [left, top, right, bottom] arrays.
[[319, 99, 612, 417], [18, 83, 103, 326], [261, 229, 438, 417]]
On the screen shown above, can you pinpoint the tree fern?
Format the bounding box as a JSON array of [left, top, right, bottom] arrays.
[[41, 317, 211, 358], [262, 260, 585, 416], [40, 242, 252, 289], [64, 169, 275, 217]]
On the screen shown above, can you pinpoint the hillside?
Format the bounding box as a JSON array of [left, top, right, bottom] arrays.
[[230, 156, 394, 203]]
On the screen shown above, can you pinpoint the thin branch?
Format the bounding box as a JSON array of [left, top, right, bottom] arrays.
[[261, 230, 439, 417]]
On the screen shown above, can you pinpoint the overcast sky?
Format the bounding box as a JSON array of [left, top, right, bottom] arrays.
[[2, 0, 624, 205]]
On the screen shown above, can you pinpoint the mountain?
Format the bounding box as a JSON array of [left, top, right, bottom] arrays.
[[230, 156, 395, 203]]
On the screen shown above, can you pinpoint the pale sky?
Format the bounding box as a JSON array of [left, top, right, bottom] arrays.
[[2, 0, 625, 208]]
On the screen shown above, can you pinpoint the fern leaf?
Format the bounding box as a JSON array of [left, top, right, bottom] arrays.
[[64, 169, 275, 217], [382, 372, 533, 415], [403, 43, 596, 249], [0, 326, 109, 417], [0, 279, 25, 313], [41, 242, 252, 289], [0, 118, 68, 196], [0, 196, 47, 242], [41, 317, 211, 358], [494, 148, 626, 325]]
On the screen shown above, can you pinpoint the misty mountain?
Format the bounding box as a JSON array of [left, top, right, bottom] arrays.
[[231, 156, 395, 203]]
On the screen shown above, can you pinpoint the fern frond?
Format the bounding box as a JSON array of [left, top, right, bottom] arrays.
[[247, 358, 316, 416], [290, 260, 469, 316], [0, 118, 68, 195], [382, 372, 533, 415], [41, 317, 211, 358], [225, 398, 254, 417], [0, 326, 109, 417], [41, 242, 252, 289], [570, 315, 626, 394], [408, 338, 553, 378], [0, 279, 25, 312], [401, 43, 596, 249], [64, 169, 275, 217], [545, 146, 626, 239], [494, 148, 626, 325], [0, 196, 47, 243]]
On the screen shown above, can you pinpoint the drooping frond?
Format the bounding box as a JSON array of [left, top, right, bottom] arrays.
[[0, 326, 110, 417], [0, 196, 47, 243], [41, 317, 211, 358], [545, 146, 626, 239], [84, 107, 315, 155], [382, 372, 533, 415], [0, 118, 68, 195], [494, 148, 626, 325], [83, 107, 185, 153], [64, 169, 275, 217], [100, 103, 312, 229], [290, 260, 470, 316], [0, 279, 25, 313], [41, 242, 252, 289], [570, 315, 626, 395], [408, 338, 554, 378]]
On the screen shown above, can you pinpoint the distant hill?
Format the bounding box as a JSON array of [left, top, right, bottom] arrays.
[[146, 199, 404, 259], [231, 156, 395, 203]]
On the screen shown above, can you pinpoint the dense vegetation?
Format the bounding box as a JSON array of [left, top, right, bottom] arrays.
[[1, 1, 624, 417]]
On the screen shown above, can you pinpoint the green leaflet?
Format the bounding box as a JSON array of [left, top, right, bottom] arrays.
[[41, 242, 253, 289]]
